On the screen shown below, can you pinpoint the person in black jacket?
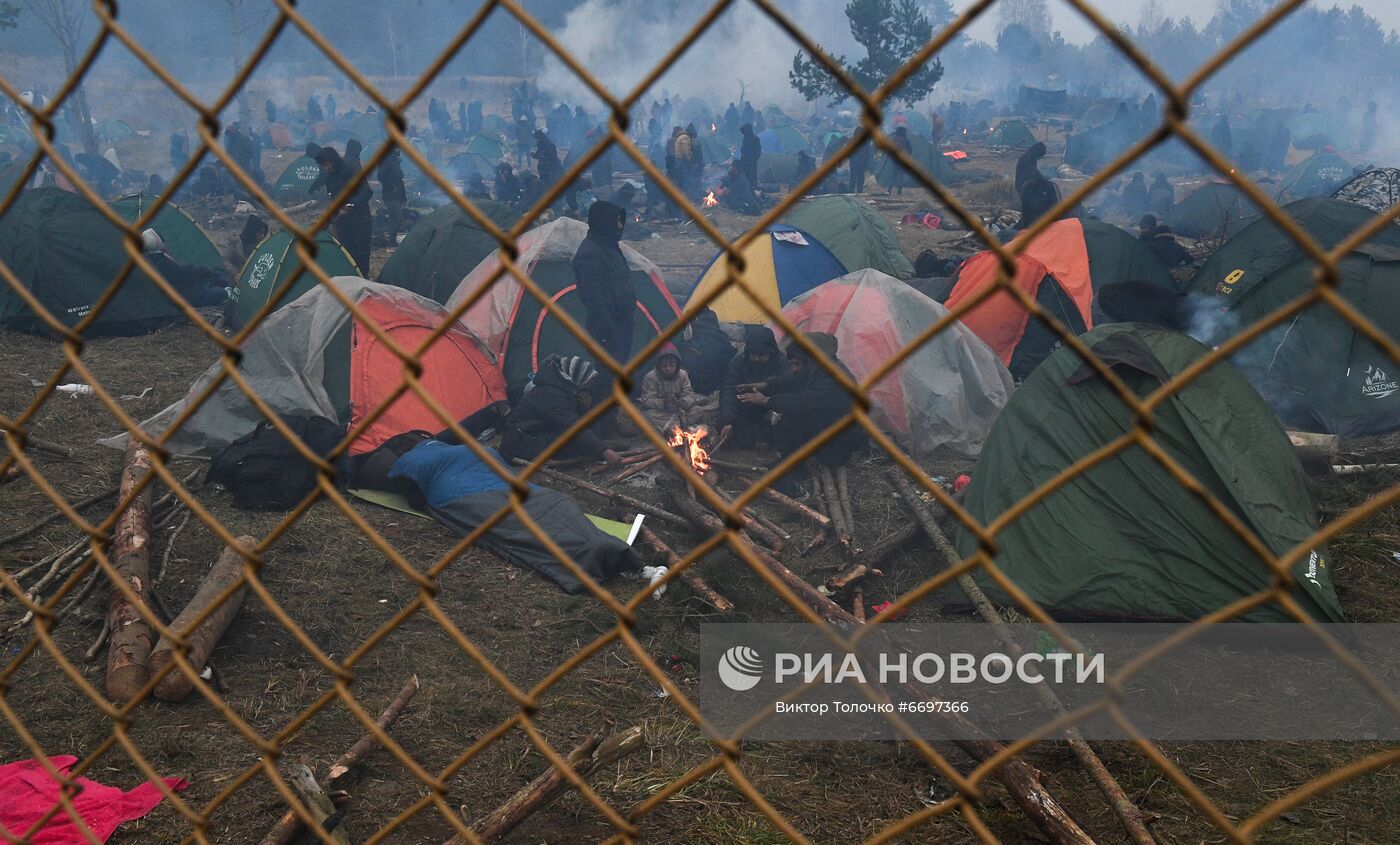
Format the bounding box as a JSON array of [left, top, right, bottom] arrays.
[[532, 128, 561, 186], [494, 162, 521, 205], [1121, 172, 1148, 217], [572, 200, 635, 368], [738, 123, 760, 185], [500, 355, 623, 465], [848, 139, 872, 194], [1138, 216, 1193, 267], [378, 147, 407, 244], [140, 229, 228, 308], [679, 308, 734, 396], [716, 325, 783, 450], [1147, 173, 1174, 218], [314, 146, 372, 273], [1014, 141, 1047, 195], [737, 332, 863, 468]]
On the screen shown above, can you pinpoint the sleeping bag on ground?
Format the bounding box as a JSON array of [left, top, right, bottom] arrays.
[[387, 440, 643, 593]]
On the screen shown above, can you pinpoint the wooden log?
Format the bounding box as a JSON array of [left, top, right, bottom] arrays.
[[104, 440, 156, 703], [608, 453, 663, 483], [285, 764, 349, 845], [665, 480, 1098, 845], [444, 726, 644, 845], [888, 469, 1150, 845], [258, 675, 420, 845], [1331, 463, 1400, 475], [1288, 430, 1339, 471], [824, 522, 920, 592], [148, 538, 254, 701], [25, 436, 75, 459], [760, 486, 832, 529], [638, 526, 733, 612], [522, 462, 691, 531]]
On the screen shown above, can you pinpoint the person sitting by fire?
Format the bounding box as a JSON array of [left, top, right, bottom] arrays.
[[716, 326, 783, 451], [736, 332, 865, 494], [721, 163, 760, 215], [636, 345, 704, 431], [500, 355, 624, 466]]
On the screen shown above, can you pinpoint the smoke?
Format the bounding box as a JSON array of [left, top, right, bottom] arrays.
[[538, 0, 857, 111]]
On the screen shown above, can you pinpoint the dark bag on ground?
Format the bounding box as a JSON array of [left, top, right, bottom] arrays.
[[208, 415, 345, 510]]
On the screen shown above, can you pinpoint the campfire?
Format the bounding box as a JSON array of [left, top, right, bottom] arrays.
[[710, 122, 717, 133], [703, 190, 718, 208], [669, 425, 712, 475]]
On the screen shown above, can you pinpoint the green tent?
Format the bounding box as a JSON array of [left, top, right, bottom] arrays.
[[782, 196, 914, 279], [957, 323, 1346, 623], [96, 117, 135, 143], [377, 200, 518, 304], [1185, 197, 1400, 436], [1168, 181, 1261, 239], [0, 188, 183, 335], [462, 133, 506, 162], [757, 153, 801, 185], [273, 155, 322, 203], [227, 228, 360, 329], [874, 132, 953, 187], [990, 119, 1037, 150], [110, 193, 224, 272], [758, 124, 810, 155], [1279, 151, 1353, 199], [447, 151, 496, 181]]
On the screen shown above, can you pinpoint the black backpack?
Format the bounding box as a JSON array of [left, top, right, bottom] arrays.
[[208, 416, 345, 510]]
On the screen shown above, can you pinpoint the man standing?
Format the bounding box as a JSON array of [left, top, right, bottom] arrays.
[[378, 147, 406, 245], [314, 146, 372, 274], [738, 123, 761, 185], [572, 200, 635, 370]]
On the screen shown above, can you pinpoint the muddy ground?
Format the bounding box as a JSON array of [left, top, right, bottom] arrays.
[[3, 133, 1400, 845]]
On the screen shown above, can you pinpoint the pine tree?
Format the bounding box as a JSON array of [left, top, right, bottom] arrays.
[[789, 0, 943, 107]]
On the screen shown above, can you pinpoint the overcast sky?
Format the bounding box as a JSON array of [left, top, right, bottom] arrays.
[[951, 0, 1400, 44]]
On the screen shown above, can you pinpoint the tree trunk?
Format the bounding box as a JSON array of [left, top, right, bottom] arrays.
[[62, 44, 99, 159]]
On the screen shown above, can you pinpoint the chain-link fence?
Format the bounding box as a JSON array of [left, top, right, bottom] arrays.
[[2, 0, 1400, 842]]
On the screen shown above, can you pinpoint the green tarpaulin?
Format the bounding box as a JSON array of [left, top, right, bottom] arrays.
[[957, 323, 1346, 623]]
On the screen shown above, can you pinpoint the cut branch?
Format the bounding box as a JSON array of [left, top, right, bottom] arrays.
[[104, 440, 156, 703], [148, 537, 254, 701]]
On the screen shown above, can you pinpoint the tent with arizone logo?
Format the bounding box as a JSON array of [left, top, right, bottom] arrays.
[[227, 228, 359, 329]]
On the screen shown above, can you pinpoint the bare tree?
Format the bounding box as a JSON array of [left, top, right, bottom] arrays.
[[22, 0, 98, 157], [223, 0, 270, 126], [995, 0, 1051, 37], [1137, 0, 1166, 36]]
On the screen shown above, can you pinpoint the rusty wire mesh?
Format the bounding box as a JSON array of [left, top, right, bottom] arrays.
[[1, 0, 1399, 842]]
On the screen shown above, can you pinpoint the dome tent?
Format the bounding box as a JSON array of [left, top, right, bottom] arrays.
[[775, 270, 1013, 457], [1278, 151, 1353, 199], [781, 195, 914, 279], [1184, 197, 1400, 437], [447, 217, 682, 391], [109, 193, 225, 272], [118, 279, 507, 458], [957, 323, 1345, 623], [0, 188, 183, 335], [377, 200, 518, 305], [990, 119, 1037, 150], [1167, 181, 1261, 239], [688, 224, 847, 324], [947, 218, 1176, 379], [873, 132, 953, 187], [228, 228, 360, 330], [273, 155, 322, 203]]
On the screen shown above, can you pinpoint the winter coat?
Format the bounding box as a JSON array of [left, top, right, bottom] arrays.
[[1014, 142, 1048, 194], [718, 326, 782, 427], [378, 152, 406, 204], [739, 129, 761, 167], [1145, 226, 1192, 267], [500, 363, 606, 462], [638, 367, 701, 416], [680, 310, 735, 394], [1122, 176, 1148, 216], [674, 132, 692, 161], [1147, 177, 1174, 217], [572, 200, 635, 359], [763, 333, 863, 466]]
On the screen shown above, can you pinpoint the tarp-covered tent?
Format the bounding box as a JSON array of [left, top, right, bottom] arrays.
[[1279, 151, 1353, 199], [0, 188, 183, 335], [447, 217, 681, 390], [990, 119, 1037, 150], [273, 155, 322, 203], [227, 228, 360, 329], [119, 279, 507, 457], [1017, 86, 1068, 116], [1185, 197, 1400, 436], [377, 199, 517, 304], [781, 195, 914, 279], [1168, 181, 1262, 239], [776, 270, 1013, 456], [874, 131, 953, 187], [957, 323, 1345, 623], [110, 193, 224, 272], [947, 218, 1176, 378], [689, 224, 847, 324]]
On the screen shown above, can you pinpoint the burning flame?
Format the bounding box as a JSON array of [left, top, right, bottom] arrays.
[[710, 122, 717, 133], [703, 190, 718, 208], [670, 425, 711, 475]]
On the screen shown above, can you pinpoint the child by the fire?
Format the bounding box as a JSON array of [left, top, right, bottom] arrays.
[[636, 345, 706, 430]]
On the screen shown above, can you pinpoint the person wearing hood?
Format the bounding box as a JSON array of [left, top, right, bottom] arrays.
[[737, 332, 864, 471], [637, 345, 703, 430], [377, 147, 406, 245], [848, 138, 873, 194], [1014, 141, 1047, 195], [1121, 172, 1148, 217], [140, 228, 228, 308], [494, 162, 521, 205], [1015, 175, 1061, 234], [717, 325, 783, 450], [314, 145, 372, 273], [239, 214, 268, 264], [1210, 115, 1233, 155], [466, 172, 491, 200], [793, 149, 815, 189], [573, 200, 636, 369], [887, 126, 913, 196], [306, 93, 323, 124], [722, 164, 760, 215], [679, 307, 734, 396], [1138, 215, 1192, 267], [532, 128, 561, 186], [738, 123, 760, 185], [500, 355, 622, 465]]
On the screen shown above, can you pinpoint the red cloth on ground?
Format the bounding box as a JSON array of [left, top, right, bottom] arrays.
[[0, 756, 187, 844]]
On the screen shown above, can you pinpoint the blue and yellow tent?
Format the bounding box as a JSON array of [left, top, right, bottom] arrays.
[[688, 224, 847, 323]]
